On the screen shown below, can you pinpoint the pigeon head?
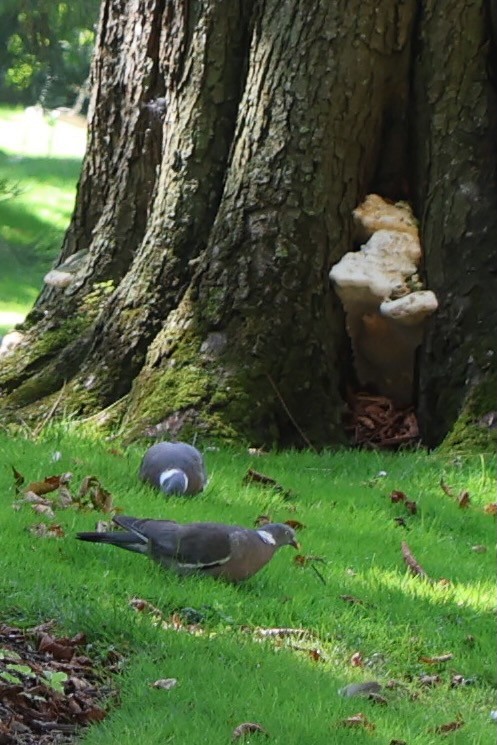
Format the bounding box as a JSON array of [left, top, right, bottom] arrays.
[[257, 523, 299, 550], [159, 468, 189, 495]]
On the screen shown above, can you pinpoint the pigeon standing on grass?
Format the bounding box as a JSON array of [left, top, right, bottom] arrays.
[[76, 516, 299, 582], [139, 441, 207, 496]]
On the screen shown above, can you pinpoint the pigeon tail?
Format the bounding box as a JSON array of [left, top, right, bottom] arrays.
[[76, 530, 148, 555]]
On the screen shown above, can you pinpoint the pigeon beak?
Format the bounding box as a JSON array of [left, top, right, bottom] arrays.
[[291, 538, 300, 550]]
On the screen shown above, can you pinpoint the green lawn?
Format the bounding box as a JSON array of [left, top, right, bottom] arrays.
[[0, 105, 85, 335], [1, 430, 495, 743]]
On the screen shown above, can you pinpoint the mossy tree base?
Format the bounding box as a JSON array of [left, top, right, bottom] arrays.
[[1, 0, 496, 449]]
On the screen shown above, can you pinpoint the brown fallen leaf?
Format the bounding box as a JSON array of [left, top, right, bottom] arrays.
[[152, 678, 177, 690], [29, 523, 65, 538], [340, 594, 365, 605], [419, 653, 453, 664], [432, 717, 464, 734], [32, 503, 56, 519], [232, 722, 268, 739], [390, 490, 406, 503], [243, 468, 292, 498], [308, 648, 325, 662], [401, 541, 430, 580], [350, 652, 364, 667], [483, 502, 497, 515], [38, 633, 75, 661], [339, 712, 375, 731], [78, 476, 116, 513], [25, 474, 71, 496], [457, 490, 470, 508], [284, 519, 305, 530]]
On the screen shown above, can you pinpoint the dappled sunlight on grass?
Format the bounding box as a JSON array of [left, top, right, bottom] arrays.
[[0, 432, 495, 744], [360, 565, 496, 614]]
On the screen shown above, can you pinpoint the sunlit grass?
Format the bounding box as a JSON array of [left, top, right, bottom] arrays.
[[0, 430, 495, 744], [0, 105, 85, 335]]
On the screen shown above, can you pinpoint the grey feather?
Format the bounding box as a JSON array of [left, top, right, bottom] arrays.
[[139, 442, 207, 496], [76, 516, 298, 582]]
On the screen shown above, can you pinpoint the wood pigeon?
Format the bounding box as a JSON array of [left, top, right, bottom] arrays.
[[139, 441, 207, 496], [76, 516, 299, 582]]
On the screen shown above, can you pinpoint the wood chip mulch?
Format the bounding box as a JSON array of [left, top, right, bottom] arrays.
[[0, 621, 116, 744], [345, 391, 420, 448]]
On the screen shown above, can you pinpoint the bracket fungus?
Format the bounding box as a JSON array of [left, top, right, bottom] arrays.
[[330, 195, 438, 407]]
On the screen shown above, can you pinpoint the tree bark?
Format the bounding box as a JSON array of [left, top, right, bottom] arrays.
[[0, 0, 495, 448], [413, 0, 497, 447]]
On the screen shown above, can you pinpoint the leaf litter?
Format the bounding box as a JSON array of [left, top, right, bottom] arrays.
[[0, 622, 115, 744], [11, 468, 121, 532]]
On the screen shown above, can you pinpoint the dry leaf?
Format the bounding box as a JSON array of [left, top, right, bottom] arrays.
[[484, 502, 497, 515], [152, 678, 177, 690], [25, 474, 71, 496], [432, 717, 464, 734], [350, 652, 364, 667], [78, 476, 115, 513], [32, 504, 56, 519], [232, 722, 268, 739], [340, 594, 364, 605], [38, 633, 75, 661], [243, 468, 292, 497], [284, 519, 305, 530], [471, 544, 487, 553], [308, 648, 325, 662], [401, 541, 429, 579], [457, 491, 470, 508], [339, 712, 375, 731], [390, 490, 406, 503], [29, 523, 65, 538], [419, 653, 453, 664], [405, 499, 417, 515]]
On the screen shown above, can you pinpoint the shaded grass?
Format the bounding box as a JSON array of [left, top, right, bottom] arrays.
[[0, 431, 495, 743], [0, 105, 84, 335]]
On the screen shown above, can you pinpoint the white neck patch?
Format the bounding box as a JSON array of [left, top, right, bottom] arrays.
[[159, 468, 188, 492], [257, 529, 276, 546]]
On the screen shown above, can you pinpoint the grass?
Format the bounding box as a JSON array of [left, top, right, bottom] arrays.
[[0, 105, 85, 335], [0, 429, 495, 743]]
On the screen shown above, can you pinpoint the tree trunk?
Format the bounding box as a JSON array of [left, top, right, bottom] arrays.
[[413, 0, 497, 447], [0, 0, 495, 448]]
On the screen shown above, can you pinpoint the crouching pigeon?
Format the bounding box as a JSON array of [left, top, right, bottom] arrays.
[[139, 441, 207, 496], [76, 516, 299, 582]]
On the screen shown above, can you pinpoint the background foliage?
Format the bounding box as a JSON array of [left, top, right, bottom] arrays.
[[0, 0, 100, 109]]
